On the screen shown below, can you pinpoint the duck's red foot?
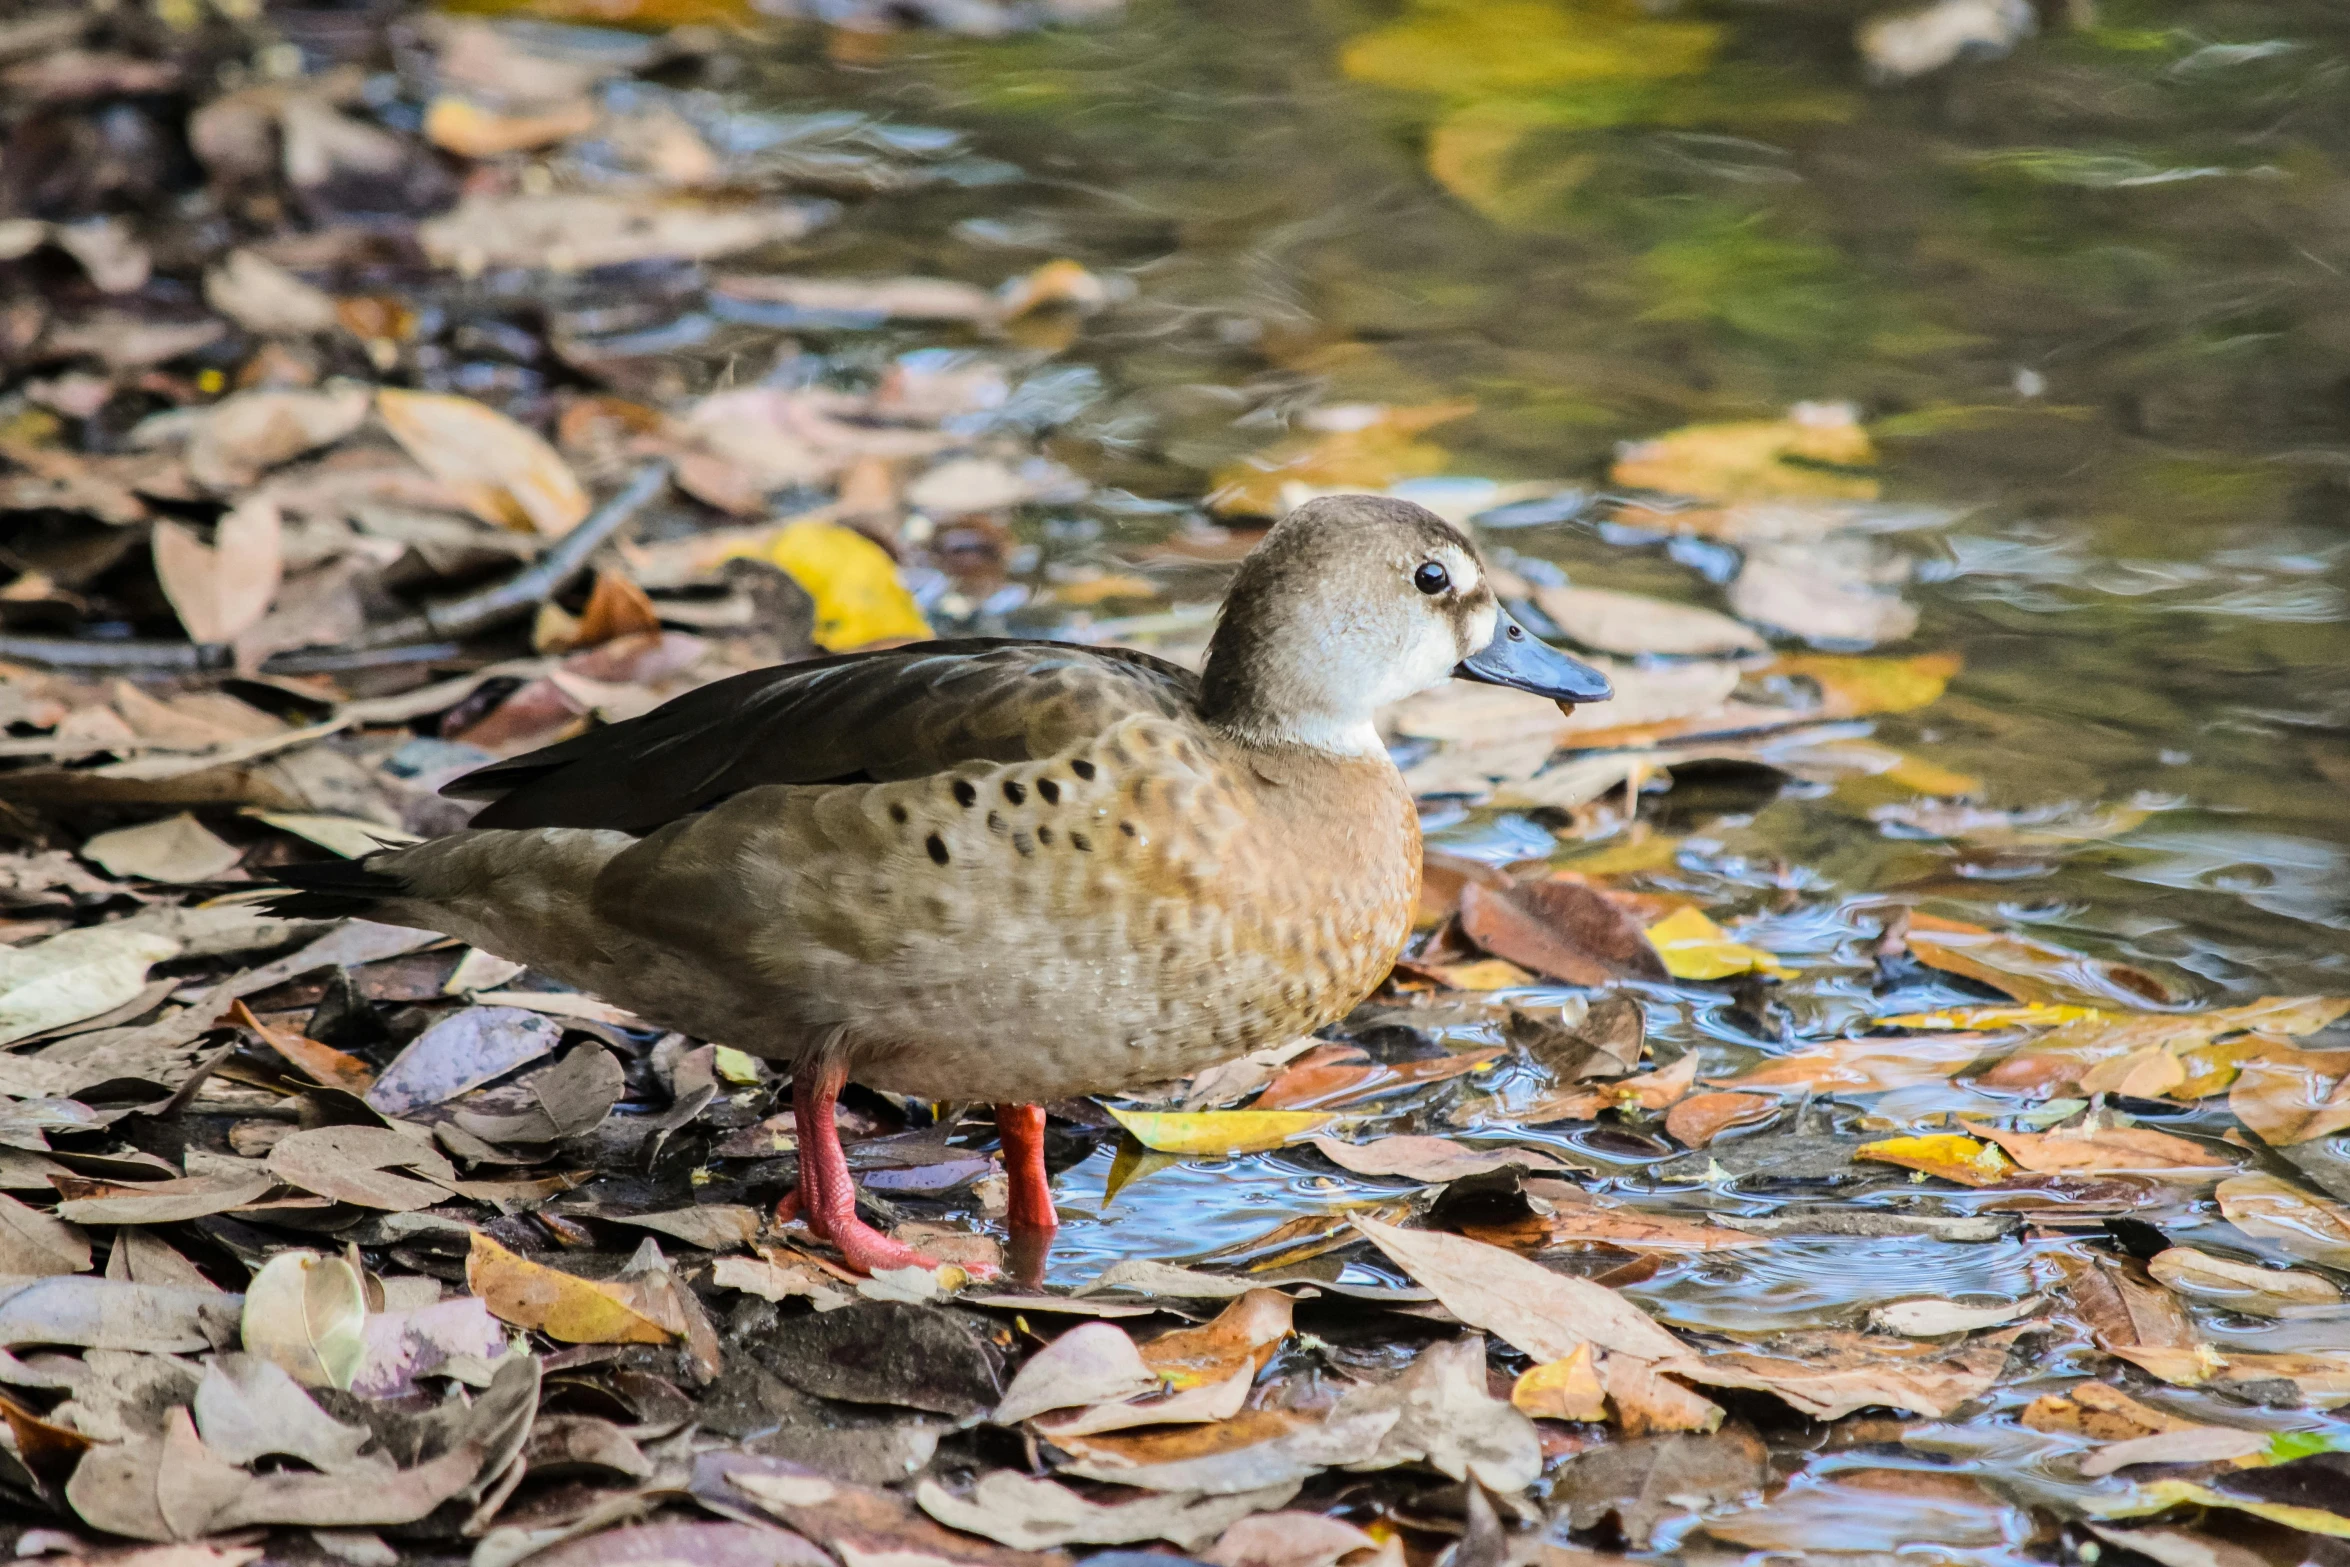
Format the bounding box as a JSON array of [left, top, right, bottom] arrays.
[[996, 1101, 1060, 1234], [828, 1213, 951, 1275]]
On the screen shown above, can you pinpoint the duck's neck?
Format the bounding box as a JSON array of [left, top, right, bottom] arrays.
[[1199, 641, 1386, 759]]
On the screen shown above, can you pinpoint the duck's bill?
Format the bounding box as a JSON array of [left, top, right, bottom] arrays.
[[1454, 611, 1613, 704]]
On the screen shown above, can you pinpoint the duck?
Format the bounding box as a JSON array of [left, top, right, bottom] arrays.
[[266, 494, 1612, 1274]]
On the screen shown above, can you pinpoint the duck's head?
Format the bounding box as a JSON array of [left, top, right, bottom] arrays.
[[1198, 494, 1613, 755]]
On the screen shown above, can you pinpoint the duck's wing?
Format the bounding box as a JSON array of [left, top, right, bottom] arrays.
[[449, 639, 1201, 833]]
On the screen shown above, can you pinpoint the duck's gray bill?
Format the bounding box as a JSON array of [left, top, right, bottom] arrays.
[[1453, 611, 1613, 704]]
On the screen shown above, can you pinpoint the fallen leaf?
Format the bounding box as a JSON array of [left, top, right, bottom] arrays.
[[1106, 1107, 1333, 1155], [450, 1044, 625, 1145], [1984, 996, 2350, 1095], [230, 999, 374, 1094], [1342, 1334, 1543, 1491], [268, 1125, 457, 1211], [1306, 1134, 1576, 1183], [1963, 1120, 2233, 1178], [1138, 1289, 1293, 1389], [466, 1230, 671, 1344], [715, 273, 1000, 324], [2052, 1252, 2199, 1356], [420, 192, 830, 273], [1712, 1033, 1987, 1094], [2085, 1523, 2272, 1567], [365, 1005, 564, 1116], [376, 389, 590, 536], [2021, 1380, 2201, 1441], [1207, 402, 1473, 517], [2146, 1246, 2340, 1316], [0, 1189, 91, 1276], [0, 923, 183, 1046], [1665, 1092, 1779, 1149], [1855, 1133, 2019, 1187], [2228, 1045, 2350, 1146], [1868, 1295, 2043, 1336], [1459, 879, 1667, 986], [1534, 585, 1765, 657], [995, 1320, 1158, 1425], [602, 1204, 762, 1250], [1204, 1510, 1381, 1567], [1610, 404, 1877, 502], [1644, 907, 1789, 981], [242, 1249, 367, 1389], [193, 1353, 370, 1469], [2215, 1174, 2350, 1268], [0, 1275, 239, 1351], [1051, 1406, 1394, 1494], [1348, 1214, 1686, 1363], [1252, 1043, 1503, 1111], [1551, 1427, 1768, 1547], [916, 1471, 1296, 1552], [204, 248, 338, 336], [1903, 913, 2178, 1010], [424, 94, 599, 157], [1513, 1343, 1606, 1421], [1703, 1468, 2024, 1553], [350, 1295, 509, 1399], [79, 813, 243, 883], [53, 1170, 275, 1224], [154, 389, 372, 492], [2078, 1424, 2270, 1478], [1662, 1327, 2026, 1419], [760, 519, 932, 650], [1730, 538, 1917, 647]]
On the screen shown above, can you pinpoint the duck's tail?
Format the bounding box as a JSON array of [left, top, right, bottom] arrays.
[[259, 855, 409, 920]]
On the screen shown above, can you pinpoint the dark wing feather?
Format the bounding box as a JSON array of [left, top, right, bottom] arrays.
[[450, 638, 1200, 832]]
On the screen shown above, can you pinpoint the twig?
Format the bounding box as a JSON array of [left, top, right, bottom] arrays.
[[0, 460, 673, 676]]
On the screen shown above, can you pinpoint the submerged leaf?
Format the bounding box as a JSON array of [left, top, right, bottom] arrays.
[[1644, 907, 1789, 981], [1105, 1107, 1333, 1155]]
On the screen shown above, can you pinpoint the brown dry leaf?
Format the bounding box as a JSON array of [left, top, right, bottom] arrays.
[[1513, 1343, 1606, 1422], [1050, 1406, 1388, 1494], [1305, 1134, 1577, 1183], [995, 1320, 1157, 1425], [229, 999, 374, 1094], [2147, 1246, 2341, 1315], [2228, 1045, 2350, 1146], [1466, 1195, 1765, 1254], [1203, 1510, 1381, 1567], [1458, 879, 1668, 988], [915, 1469, 1297, 1553], [79, 813, 243, 883], [2051, 1252, 2199, 1355], [53, 1170, 275, 1225], [1962, 1119, 2234, 1178], [1663, 1327, 2026, 1420], [1252, 1042, 1503, 1111], [1610, 404, 1877, 502], [266, 1125, 457, 1212], [2020, 1380, 2202, 1441], [376, 388, 590, 536], [1505, 1052, 1699, 1125], [466, 1230, 672, 1344], [569, 569, 664, 651], [1138, 1288, 1293, 1388], [1665, 1091, 1779, 1149], [366, 1005, 565, 1116], [152, 497, 282, 644], [1903, 913, 2179, 1010], [0, 1189, 91, 1276], [2215, 1174, 2350, 1268]]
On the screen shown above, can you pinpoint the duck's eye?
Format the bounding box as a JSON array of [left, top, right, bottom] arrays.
[[1413, 562, 1451, 596]]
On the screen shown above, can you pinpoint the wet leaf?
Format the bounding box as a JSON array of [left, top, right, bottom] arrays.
[[916, 1470, 1297, 1552], [1203, 1511, 1381, 1567], [2097, 1475, 2350, 1541], [1306, 1134, 1577, 1182], [2146, 1246, 2340, 1315], [1206, 402, 1473, 517], [2078, 1423, 2270, 1478], [1730, 539, 1918, 647], [1534, 585, 1764, 657], [2021, 1381, 2201, 1441], [1552, 1427, 1768, 1547], [2215, 1174, 2350, 1268], [1611, 405, 1877, 502], [1253, 1043, 1503, 1111], [2228, 1044, 2350, 1146], [1855, 1133, 2019, 1187], [1106, 1107, 1334, 1155], [0, 923, 183, 1046], [1665, 1091, 1778, 1148], [603, 1204, 762, 1250], [2052, 1252, 2197, 1356], [1344, 1334, 1543, 1491], [1868, 1295, 2043, 1336], [1349, 1214, 1687, 1362], [424, 94, 598, 157], [365, 1005, 564, 1116], [1714, 1033, 1989, 1094], [1138, 1288, 1293, 1389], [1704, 1469, 2023, 1552], [376, 389, 590, 537], [420, 191, 828, 273], [1459, 878, 1668, 987], [1904, 913, 2178, 1010], [80, 813, 242, 883], [1664, 1329, 2026, 1420], [152, 497, 283, 645], [1513, 1342, 1606, 1421], [1963, 1120, 2233, 1178], [241, 1249, 366, 1389], [268, 1125, 456, 1211], [1643, 906, 1789, 981], [1052, 1405, 1392, 1494], [466, 1230, 672, 1345]]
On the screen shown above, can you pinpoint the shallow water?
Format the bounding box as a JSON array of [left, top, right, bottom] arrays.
[[694, 0, 2350, 1446]]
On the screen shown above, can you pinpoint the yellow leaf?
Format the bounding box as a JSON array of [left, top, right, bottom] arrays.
[[376, 388, 589, 536], [756, 519, 931, 651], [1644, 907, 1788, 981], [1855, 1134, 2018, 1188], [1341, 0, 1719, 96], [711, 1045, 763, 1085], [1611, 407, 1876, 502], [465, 1230, 672, 1344], [2097, 1480, 2350, 1539], [1206, 402, 1472, 518], [1104, 1107, 1333, 1156], [1512, 1342, 1606, 1422], [424, 95, 598, 159], [1878, 752, 1982, 797], [1417, 957, 1540, 991], [1772, 652, 1959, 718], [1425, 103, 1598, 222], [1878, 1004, 2106, 1031]]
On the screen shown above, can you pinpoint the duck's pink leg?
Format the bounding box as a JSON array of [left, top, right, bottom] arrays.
[[774, 1067, 833, 1238], [793, 1056, 944, 1275], [996, 1103, 1060, 1233]]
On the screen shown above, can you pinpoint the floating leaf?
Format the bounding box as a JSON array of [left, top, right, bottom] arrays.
[[1459, 879, 1668, 987], [1962, 1120, 2233, 1179], [1105, 1107, 1333, 1156], [1643, 907, 1789, 981], [1855, 1133, 2018, 1187], [2229, 1045, 2350, 1146], [465, 1230, 671, 1344], [2147, 1247, 2340, 1316], [1773, 652, 1959, 718], [1611, 404, 1876, 502], [376, 388, 590, 536], [1206, 402, 1472, 517], [2215, 1175, 2350, 1269]]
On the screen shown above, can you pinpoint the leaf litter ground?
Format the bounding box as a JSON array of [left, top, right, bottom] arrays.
[[0, 3, 2347, 1567]]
